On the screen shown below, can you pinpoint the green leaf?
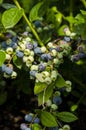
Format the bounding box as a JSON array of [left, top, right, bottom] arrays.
[[38, 84, 53, 106], [80, 10, 86, 16], [41, 111, 58, 127], [0, 92, 7, 105], [29, 2, 43, 22], [55, 74, 66, 88], [2, 8, 23, 29], [32, 124, 42, 130], [13, 55, 22, 69], [0, 0, 3, 4], [1, 3, 16, 9], [0, 50, 6, 66], [34, 82, 46, 94], [57, 111, 78, 123]]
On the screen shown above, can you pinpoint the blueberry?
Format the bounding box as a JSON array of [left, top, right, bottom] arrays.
[[34, 47, 42, 55], [47, 53, 53, 60], [71, 54, 80, 62], [38, 63, 46, 72], [41, 54, 48, 61], [29, 70, 37, 77], [33, 117, 40, 124], [5, 67, 13, 75], [25, 43, 33, 50], [33, 42, 38, 48], [34, 21, 42, 28], [78, 52, 86, 58], [25, 113, 33, 122], [64, 36, 71, 42], [53, 96, 62, 105], [20, 123, 27, 130], [12, 42, 17, 49], [1, 64, 6, 72], [16, 50, 24, 58], [1, 41, 7, 48]]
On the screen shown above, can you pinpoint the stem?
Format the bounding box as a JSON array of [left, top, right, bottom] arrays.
[[81, 0, 86, 8], [69, 0, 73, 31], [13, 0, 44, 46]]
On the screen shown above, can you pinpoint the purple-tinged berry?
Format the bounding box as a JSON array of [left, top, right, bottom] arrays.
[[25, 43, 33, 50], [38, 63, 46, 72], [78, 52, 86, 58], [16, 50, 24, 58], [33, 117, 40, 124], [20, 123, 27, 130], [71, 54, 80, 62]]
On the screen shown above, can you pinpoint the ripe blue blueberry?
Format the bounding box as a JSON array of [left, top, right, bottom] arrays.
[[53, 96, 62, 105], [41, 53, 53, 61], [1, 41, 7, 48], [34, 47, 42, 55], [29, 70, 37, 77], [64, 36, 71, 42], [38, 63, 46, 72], [1, 64, 6, 72], [4, 67, 13, 75], [34, 21, 42, 28], [33, 42, 38, 48], [16, 50, 24, 58], [78, 52, 86, 58], [33, 117, 40, 124], [25, 113, 33, 122]]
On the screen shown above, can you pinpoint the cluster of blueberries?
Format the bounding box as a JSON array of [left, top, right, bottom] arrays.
[[20, 94, 70, 130], [0, 32, 73, 84]]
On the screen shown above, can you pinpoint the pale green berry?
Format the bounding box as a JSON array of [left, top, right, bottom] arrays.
[[46, 100, 52, 107], [51, 104, 58, 110], [31, 65, 38, 71], [27, 56, 34, 63], [63, 124, 70, 130], [19, 43, 26, 50], [23, 56, 28, 62], [54, 91, 61, 96], [65, 80, 72, 86], [51, 49, 57, 57], [30, 51, 34, 56], [41, 46, 47, 53], [66, 86, 72, 92], [51, 70, 58, 81], [59, 128, 63, 130], [53, 58, 59, 65], [42, 71, 50, 78], [26, 62, 32, 67], [24, 49, 30, 56], [4, 73, 10, 78], [47, 42, 53, 48], [44, 77, 52, 84], [6, 54, 11, 61], [11, 71, 17, 79], [57, 53, 63, 59], [6, 47, 13, 55]]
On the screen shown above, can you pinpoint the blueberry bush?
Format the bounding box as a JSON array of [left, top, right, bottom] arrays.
[[0, 0, 86, 130]]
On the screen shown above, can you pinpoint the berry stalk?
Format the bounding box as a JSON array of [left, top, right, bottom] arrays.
[[13, 0, 44, 47]]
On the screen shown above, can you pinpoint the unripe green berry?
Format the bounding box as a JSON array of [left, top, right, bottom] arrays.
[[51, 70, 58, 81], [6, 47, 13, 55], [27, 56, 34, 63], [24, 49, 30, 56], [11, 71, 17, 79], [46, 100, 52, 107], [6, 54, 11, 61], [23, 56, 28, 62], [51, 49, 57, 57], [51, 104, 58, 110], [31, 65, 38, 71], [30, 51, 34, 56], [47, 42, 53, 48], [42, 71, 50, 78], [63, 124, 70, 130], [53, 58, 59, 65], [41, 46, 47, 53], [44, 77, 52, 84]]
